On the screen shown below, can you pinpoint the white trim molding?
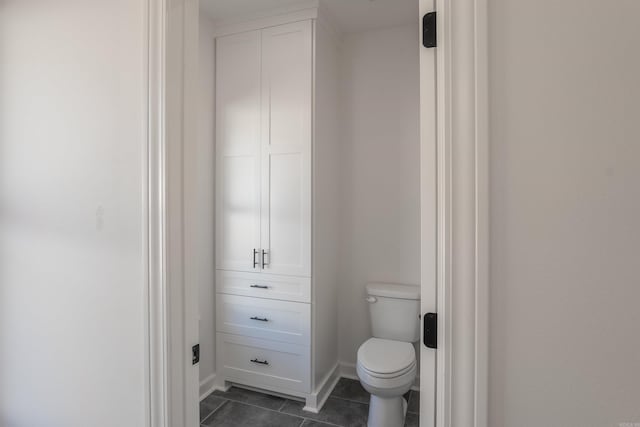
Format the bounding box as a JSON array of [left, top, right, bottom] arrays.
[[303, 363, 341, 414], [199, 374, 218, 401], [146, 0, 199, 426], [338, 361, 358, 381], [433, 0, 489, 426], [146, 0, 168, 426], [212, 6, 319, 38]]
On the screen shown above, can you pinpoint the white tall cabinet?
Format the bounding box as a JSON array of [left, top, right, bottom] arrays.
[[215, 11, 340, 411]]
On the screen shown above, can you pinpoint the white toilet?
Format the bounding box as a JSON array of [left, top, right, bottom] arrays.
[[357, 283, 420, 427]]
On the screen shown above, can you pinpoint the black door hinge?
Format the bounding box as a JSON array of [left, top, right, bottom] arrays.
[[423, 313, 437, 349], [192, 344, 200, 365], [423, 12, 437, 48]]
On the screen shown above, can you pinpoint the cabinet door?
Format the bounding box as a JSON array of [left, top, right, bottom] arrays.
[[216, 31, 262, 272], [260, 21, 312, 277]]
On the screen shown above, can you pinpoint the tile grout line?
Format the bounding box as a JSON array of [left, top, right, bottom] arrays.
[[303, 418, 344, 427], [333, 392, 418, 413], [200, 398, 229, 425], [208, 384, 387, 427], [328, 394, 370, 406], [211, 396, 353, 427], [211, 397, 306, 422]]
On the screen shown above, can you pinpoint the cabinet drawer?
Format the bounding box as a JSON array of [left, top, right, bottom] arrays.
[[216, 333, 310, 393], [216, 294, 310, 345], [216, 270, 311, 302]]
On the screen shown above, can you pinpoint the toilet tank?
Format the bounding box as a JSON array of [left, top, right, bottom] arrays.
[[366, 283, 421, 342]]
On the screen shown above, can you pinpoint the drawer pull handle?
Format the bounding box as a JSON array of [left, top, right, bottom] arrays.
[[250, 316, 269, 322], [250, 358, 269, 365], [250, 284, 269, 289]]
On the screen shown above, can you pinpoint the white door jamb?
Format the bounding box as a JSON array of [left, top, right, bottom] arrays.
[[145, 0, 200, 426], [430, 0, 489, 426], [146, 0, 168, 425]]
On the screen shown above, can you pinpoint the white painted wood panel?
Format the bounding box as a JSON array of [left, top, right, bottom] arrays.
[[260, 21, 312, 277], [217, 333, 311, 393], [216, 270, 311, 302], [216, 30, 263, 272], [213, 17, 339, 410], [216, 294, 310, 345]]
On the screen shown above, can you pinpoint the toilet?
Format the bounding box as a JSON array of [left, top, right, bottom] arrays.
[[356, 283, 420, 427]]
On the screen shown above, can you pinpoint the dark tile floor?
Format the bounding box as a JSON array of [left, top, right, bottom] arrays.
[[200, 378, 420, 427]]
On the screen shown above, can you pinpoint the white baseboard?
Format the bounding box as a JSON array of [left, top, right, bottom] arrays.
[[203, 362, 418, 408], [303, 362, 340, 413], [212, 364, 340, 414], [338, 361, 358, 380], [199, 373, 217, 401], [338, 361, 420, 391]]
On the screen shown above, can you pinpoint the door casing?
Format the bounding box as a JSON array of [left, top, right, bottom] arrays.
[[145, 0, 490, 426]]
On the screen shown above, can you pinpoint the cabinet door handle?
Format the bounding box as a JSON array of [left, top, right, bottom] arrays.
[[250, 284, 269, 289], [250, 316, 269, 322], [261, 249, 269, 269], [250, 358, 269, 365], [253, 249, 259, 269]]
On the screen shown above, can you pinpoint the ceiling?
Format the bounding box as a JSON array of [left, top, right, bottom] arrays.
[[200, 0, 418, 33]]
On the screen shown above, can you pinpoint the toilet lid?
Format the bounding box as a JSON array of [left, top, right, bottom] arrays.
[[357, 338, 416, 376]]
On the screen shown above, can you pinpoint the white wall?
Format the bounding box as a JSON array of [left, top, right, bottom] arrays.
[[489, 0, 640, 426], [193, 13, 217, 395], [0, 1, 147, 426], [338, 25, 421, 366]]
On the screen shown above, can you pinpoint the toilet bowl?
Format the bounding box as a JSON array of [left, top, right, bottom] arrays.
[[357, 338, 416, 427], [356, 283, 420, 427]]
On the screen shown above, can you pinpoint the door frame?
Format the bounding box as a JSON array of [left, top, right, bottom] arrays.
[[145, 0, 490, 425], [426, 0, 490, 426], [145, 0, 200, 426]]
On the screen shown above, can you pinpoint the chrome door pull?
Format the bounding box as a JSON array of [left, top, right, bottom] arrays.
[[250, 316, 269, 322], [250, 358, 269, 365], [261, 249, 269, 268], [253, 249, 259, 269]]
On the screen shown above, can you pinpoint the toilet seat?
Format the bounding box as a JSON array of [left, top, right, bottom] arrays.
[[358, 361, 416, 379], [357, 338, 416, 379], [357, 360, 417, 394], [357, 337, 417, 396]]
